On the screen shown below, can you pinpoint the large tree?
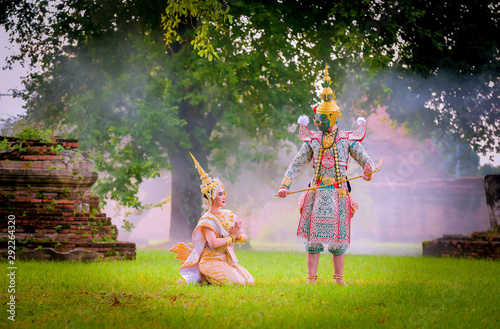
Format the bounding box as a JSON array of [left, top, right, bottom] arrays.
[[2, 0, 498, 239], [1, 0, 331, 239]]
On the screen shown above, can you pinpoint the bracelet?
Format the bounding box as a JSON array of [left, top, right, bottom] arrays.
[[225, 235, 236, 245]]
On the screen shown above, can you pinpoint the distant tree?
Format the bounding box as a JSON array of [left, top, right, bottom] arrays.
[[433, 134, 481, 177], [479, 164, 500, 176]]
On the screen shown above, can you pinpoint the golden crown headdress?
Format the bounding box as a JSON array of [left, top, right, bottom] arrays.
[[316, 64, 341, 121], [189, 152, 224, 206]]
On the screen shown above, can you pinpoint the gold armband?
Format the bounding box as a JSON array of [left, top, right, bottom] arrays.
[[280, 177, 291, 189], [235, 234, 246, 243], [224, 235, 236, 246]]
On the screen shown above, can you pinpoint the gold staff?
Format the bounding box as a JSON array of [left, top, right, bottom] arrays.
[[274, 159, 382, 196]]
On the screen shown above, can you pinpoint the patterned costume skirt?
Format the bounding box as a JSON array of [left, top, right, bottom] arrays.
[[198, 247, 254, 285], [297, 185, 353, 249]]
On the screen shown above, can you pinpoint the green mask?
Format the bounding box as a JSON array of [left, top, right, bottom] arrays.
[[314, 113, 332, 131]]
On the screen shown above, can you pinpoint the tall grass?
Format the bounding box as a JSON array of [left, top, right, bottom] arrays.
[[1, 250, 498, 328]]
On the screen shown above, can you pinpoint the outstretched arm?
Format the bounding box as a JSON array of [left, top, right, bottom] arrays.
[[278, 142, 313, 198], [349, 141, 374, 181]]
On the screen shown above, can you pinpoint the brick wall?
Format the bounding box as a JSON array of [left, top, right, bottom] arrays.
[[0, 137, 136, 261], [422, 231, 500, 260]]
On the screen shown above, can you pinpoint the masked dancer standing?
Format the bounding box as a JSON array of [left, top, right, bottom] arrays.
[[278, 65, 375, 286]]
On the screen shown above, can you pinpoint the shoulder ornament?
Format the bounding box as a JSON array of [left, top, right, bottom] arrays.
[[336, 117, 367, 142], [297, 115, 322, 142]]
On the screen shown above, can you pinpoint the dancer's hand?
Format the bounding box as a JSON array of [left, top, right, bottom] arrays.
[[278, 187, 288, 198], [230, 221, 242, 237], [350, 198, 359, 217], [363, 162, 373, 181]]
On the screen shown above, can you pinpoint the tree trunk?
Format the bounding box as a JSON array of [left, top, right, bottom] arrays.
[[169, 150, 205, 240], [167, 98, 219, 240], [484, 174, 500, 231]]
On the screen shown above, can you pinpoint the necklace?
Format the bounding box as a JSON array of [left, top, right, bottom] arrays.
[[313, 128, 338, 183], [210, 210, 231, 231], [322, 130, 335, 148]]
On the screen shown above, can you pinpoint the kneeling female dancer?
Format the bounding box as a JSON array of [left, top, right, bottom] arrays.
[[170, 153, 254, 285]]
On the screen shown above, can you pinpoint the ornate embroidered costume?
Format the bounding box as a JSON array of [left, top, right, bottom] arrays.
[[170, 153, 254, 285], [170, 209, 253, 285], [280, 66, 374, 255]]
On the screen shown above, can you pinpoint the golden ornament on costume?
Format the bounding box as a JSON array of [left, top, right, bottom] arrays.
[[322, 134, 334, 148], [190, 152, 225, 206], [337, 188, 347, 198], [316, 64, 342, 124], [320, 176, 336, 186]]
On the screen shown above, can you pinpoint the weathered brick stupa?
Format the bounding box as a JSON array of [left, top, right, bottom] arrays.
[[0, 136, 136, 261], [422, 174, 500, 260]]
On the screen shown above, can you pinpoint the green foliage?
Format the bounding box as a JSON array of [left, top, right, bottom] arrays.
[[0, 138, 10, 152], [9, 250, 500, 328], [1, 191, 16, 198], [93, 233, 116, 243], [0, 127, 55, 152], [14, 127, 54, 142], [121, 219, 136, 233], [11, 143, 28, 152], [163, 0, 232, 61], [49, 144, 66, 154]]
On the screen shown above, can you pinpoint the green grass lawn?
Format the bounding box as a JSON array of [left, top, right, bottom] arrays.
[[1, 250, 499, 328]]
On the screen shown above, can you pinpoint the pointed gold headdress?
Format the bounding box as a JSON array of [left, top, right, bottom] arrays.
[[189, 152, 225, 206], [316, 64, 341, 123]]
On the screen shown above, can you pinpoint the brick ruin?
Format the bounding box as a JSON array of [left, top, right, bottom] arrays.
[[0, 136, 136, 261], [422, 232, 499, 259], [422, 174, 500, 260]]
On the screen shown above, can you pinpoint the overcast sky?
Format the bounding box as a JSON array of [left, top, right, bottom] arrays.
[[0, 26, 27, 121]]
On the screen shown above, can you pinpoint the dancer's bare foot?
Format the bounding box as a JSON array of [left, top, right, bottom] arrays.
[[308, 275, 318, 285], [333, 274, 347, 286]]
